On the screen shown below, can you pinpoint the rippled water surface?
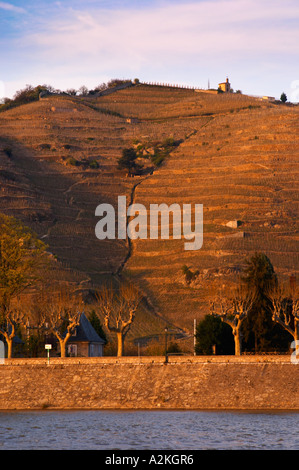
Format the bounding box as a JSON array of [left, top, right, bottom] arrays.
[[0, 410, 298, 450]]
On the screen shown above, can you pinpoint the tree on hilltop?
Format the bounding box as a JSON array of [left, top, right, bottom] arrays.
[[280, 92, 287, 103], [107, 79, 132, 88], [13, 84, 59, 103], [66, 88, 77, 96], [1, 84, 58, 113], [78, 85, 89, 96]]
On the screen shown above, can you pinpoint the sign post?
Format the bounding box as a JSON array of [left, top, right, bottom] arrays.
[[45, 344, 52, 366]]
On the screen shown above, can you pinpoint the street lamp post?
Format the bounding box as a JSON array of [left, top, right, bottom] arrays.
[[164, 327, 168, 364]]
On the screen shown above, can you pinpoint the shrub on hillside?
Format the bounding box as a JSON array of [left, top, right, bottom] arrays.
[[182, 265, 199, 285], [117, 147, 141, 175], [66, 157, 79, 167], [89, 160, 99, 169], [3, 146, 12, 158]]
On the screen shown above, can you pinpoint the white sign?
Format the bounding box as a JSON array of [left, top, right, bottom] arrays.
[[45, 344, 52, 350]]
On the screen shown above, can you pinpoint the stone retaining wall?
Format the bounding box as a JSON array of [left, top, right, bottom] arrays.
[[0, 356, 298, 410]]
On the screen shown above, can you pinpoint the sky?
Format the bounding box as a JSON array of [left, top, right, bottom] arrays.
[[0, 0, 299, 101]]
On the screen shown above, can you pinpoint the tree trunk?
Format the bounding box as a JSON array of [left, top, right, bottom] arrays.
[[7, 337, 13, 359], [59, 339, 66, 358], [234, 328, 242, 356], [117, 331, 123, 357]]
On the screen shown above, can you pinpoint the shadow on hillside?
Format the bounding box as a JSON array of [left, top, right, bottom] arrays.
[[0, 136, 127, 281]]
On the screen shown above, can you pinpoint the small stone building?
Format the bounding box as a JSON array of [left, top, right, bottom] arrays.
[[67, 313, 106, 357], [218, 78, 231, 93]]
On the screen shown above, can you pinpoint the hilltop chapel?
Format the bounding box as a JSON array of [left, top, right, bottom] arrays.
[[218, 77, 231, 93]]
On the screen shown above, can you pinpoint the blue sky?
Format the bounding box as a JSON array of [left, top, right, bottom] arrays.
[[1, 0, 299, 101]]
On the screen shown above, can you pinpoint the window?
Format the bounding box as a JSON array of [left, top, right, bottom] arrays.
[[68, 344, 77, 357]]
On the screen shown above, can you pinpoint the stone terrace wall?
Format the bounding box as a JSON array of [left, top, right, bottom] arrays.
[[0, 356, 298, 410]]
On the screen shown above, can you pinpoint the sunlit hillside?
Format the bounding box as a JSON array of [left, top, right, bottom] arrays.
[[0, 84, 298, 348]]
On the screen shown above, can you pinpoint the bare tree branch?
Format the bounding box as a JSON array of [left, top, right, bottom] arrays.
[[268, 284, 299, 342], [95, 283, 141, 356], [210, 284, 255, 355], [39, 286, 84, 357]]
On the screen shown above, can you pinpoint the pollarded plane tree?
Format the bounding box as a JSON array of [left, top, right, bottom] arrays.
[[0, 298, 26, 359], [210, 285, 256, 356], [268, 284, 299, 344], [39, 287, 84, 358], [96, 283, 141, 357]]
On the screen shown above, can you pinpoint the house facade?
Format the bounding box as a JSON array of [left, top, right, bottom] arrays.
[[67, 313, 106, 357]]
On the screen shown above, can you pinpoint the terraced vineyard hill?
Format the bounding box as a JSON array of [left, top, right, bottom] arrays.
[[0, 84, 298, 347]]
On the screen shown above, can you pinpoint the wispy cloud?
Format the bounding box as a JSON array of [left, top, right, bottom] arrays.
[[2, 0, 299, 99], [0, 1, 26, 13], [23, 0, 299, 60]]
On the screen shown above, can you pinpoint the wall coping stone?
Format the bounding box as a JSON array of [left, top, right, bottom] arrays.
[[1, 355, 292, 366]]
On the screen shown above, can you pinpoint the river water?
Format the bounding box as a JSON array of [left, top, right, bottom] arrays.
[[0, 410, 298, 450]]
